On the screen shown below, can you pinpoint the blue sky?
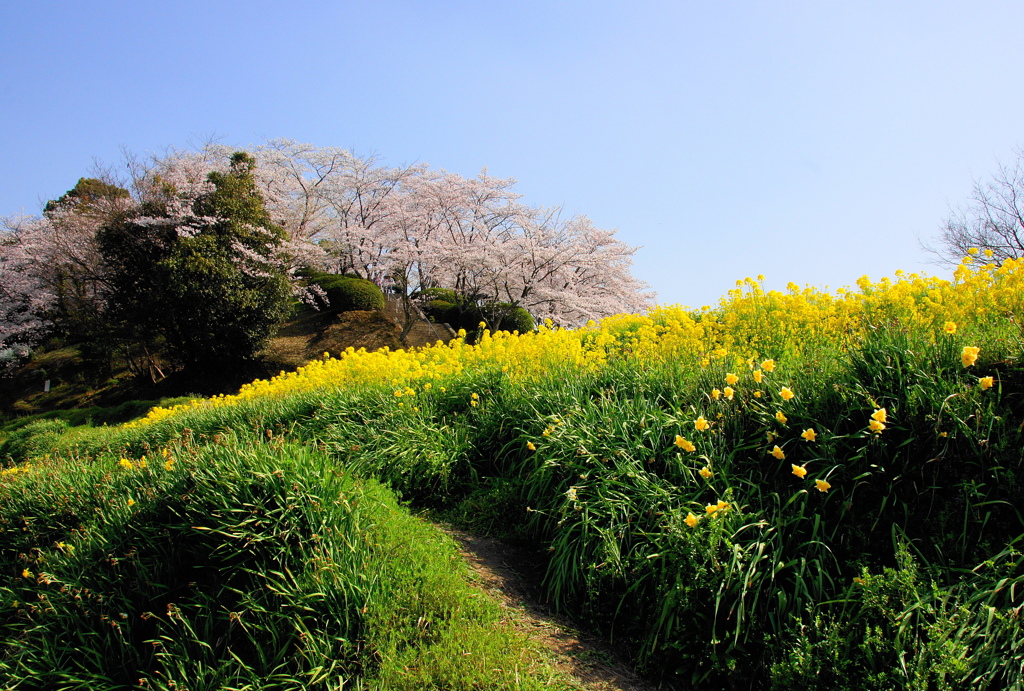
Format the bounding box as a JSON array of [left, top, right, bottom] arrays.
[[3, 0, 1023, 309]]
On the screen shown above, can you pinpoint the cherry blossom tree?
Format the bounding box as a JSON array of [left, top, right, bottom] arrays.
[[2, 138, 654, 367]]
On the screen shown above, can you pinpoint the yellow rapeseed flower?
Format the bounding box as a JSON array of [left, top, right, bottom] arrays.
[[961, 346, 980, 367], [815, 479, 831, 492], [780, 387, 795, 401], [725, 372, 739, 385], [694, 415, 710, 431], [775, 411, 788, 424], [761, 359, 776, 372], [699, 466, 713, 479], [675, 436, 696, 452], [792, 464, 808, 478], [979, 376, 994, 390], [801, 428, 816, 442], [943, 321, 957, 334], [685, 512, 701, 528]]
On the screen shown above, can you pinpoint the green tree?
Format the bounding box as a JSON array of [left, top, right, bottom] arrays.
[[98, 152, 292, 375]]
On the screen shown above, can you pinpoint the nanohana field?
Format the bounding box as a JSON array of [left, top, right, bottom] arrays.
[[1, 254, 1022, 689]]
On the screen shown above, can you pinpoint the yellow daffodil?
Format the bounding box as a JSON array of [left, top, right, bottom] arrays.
[[871, 408, 887, 423], [566, 487, 578, 501], [694, 415, 710, 431], [527, 441, 537, 451], [979, 376, 994, 390], [471, 392, 479, 400], [752, 369, 763, 383], [961, 346, 980, 367], [815, 479, 831, 492], [943, 321, 957, 334], [164, 459, 175, 471], [775, 411, 788, 424], [706, 503, 720, 515], [699, 466, 713, 479], [22, 569, 32, 579], [780, 387, 795, 401], [725, 372, 739, 385], [675, 436, 696, 452], [771, 445, 786, 460], [792, 464, 808, 478], [711, 388, 721, 400], [723, 386, 735, 400], [869, 419, 886, 433], [127, 498, 135, 507], [716, 500, 729, 511], [761, 359, 776, 372], [801, 428, 816, 442], [685, 512, 700, 528], [754, 391, 763, 397]]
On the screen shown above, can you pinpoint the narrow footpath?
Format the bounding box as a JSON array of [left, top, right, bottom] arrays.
[[440, 526, 660, 691]]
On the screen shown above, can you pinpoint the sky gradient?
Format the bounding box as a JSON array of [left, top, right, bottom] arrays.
[[3, 1, 1023, 309]]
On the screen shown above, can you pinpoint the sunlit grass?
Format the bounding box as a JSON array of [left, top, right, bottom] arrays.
[[3, 256, 1024, 688]]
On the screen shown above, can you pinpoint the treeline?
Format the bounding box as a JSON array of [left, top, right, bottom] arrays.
[[0, 140, 653, 379]]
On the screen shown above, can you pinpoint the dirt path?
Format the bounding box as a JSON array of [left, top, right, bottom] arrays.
[[440, 526, 660, 691]]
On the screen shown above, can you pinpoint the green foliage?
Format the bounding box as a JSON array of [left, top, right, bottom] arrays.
[[422, 296, 535, 335], [43, 177, 130, 214], [497, 304, 535, 333], [97, 152, 292, 373], [0, 439, 576, 689], [313, 274, 386, 312], [0, 419, 69, 464], [8, 295, 1024, 688]]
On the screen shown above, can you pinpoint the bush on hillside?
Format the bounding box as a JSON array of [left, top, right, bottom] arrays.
[[313, 274, 385, 312]]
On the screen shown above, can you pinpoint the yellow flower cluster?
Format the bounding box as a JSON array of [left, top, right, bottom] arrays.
[[123, 259, 1024, 430]]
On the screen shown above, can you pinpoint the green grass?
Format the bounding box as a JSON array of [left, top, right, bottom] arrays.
[[3, 320, 1024, 688], [0, 438, 580, 690]]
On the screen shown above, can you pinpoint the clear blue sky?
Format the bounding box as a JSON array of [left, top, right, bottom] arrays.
[[3, 1, 1023, 309]]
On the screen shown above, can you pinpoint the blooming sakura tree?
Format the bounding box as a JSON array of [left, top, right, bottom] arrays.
[[1, 139, 654, 364], [0, 217, 54, 355]]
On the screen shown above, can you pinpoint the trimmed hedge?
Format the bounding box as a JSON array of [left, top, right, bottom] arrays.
[[311, 273, 385, 312]]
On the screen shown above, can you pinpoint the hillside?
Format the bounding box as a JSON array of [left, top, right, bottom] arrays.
[[1, 302, 451, 424], [1, 260, 1023, 689]]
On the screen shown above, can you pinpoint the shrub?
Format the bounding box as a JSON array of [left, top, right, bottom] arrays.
[[314, 275, 385, 312], [0, 418, 69, 463], [495, 304, 535, 333]]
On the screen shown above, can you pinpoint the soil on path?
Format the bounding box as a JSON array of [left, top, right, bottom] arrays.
[[440, 525, 661, 691]]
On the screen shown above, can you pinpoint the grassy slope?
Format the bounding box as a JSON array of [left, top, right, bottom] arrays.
[[0, 437, 580, 690], [3, 265, 1024, 689]]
